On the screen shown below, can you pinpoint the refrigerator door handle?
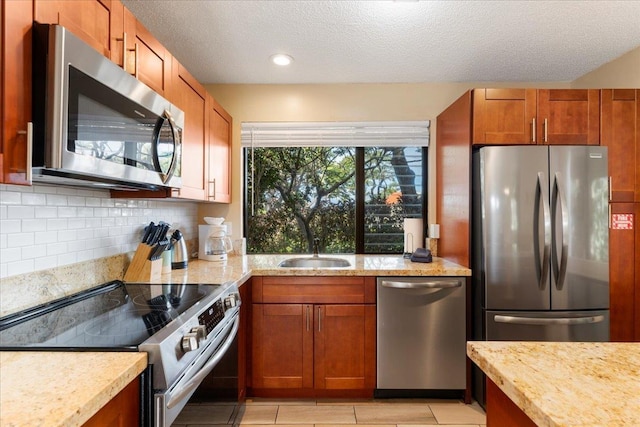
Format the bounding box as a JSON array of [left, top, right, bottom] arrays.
[[494, 314, 606, 326], [380, 279, 462, 289], [551, 172, 569, 290], [534, 172, 551, 290]]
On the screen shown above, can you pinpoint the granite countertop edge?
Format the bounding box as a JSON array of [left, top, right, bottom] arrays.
[[0, 352, 147, 427]]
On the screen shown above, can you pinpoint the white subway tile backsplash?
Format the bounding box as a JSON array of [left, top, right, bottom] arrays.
[[2, 248, 22, 263], [7, 206, 35, 219], [46, 218, 69, 230], [0, 191, 21, 205], [46, 194, 68, 206], [0, 220, 21, 234], [21, 245, 47, 259], [22, 219, 48, 232], [21, 193, 47, 205], [35, 231, 59, 244], [0, 184, 198, 279], [35, 207, 58, 218], [8, 233, 34, 247], [57, 207, 78, 218], [7, 259, 35, 276]]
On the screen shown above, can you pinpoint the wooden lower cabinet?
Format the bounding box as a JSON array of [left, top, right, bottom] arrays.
[[485, 378, 536, 427], [250, 276, 376, 397], [82, 376, 139, 427]]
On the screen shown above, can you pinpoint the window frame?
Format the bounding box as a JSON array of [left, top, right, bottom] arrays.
[[242, 146, 428, 254]]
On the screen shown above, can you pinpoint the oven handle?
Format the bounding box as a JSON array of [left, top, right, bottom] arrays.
[[166, 316, 239, 409]]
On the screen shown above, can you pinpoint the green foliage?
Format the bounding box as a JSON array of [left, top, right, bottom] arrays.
[[246, 146, 422, 254]]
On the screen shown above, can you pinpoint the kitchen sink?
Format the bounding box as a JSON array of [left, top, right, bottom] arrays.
[[278, 257, 351, 268]]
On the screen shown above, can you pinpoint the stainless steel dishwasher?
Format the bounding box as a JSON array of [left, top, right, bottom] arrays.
[[376, 277, 466, 397]]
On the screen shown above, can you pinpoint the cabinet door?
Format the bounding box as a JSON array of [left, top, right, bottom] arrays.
[[601, 89, 640, 203], [609, 203, 636, 341], [1, 0, 32, 184], [123, 9, 171, 96], [252, 304, 313, 389], [34, 0, 115, 58], [207, 97, 232, 203], [472, 88, 537, 145], [314, 304, 376, 390], [537, 89, 600, 145], [170, 62, 207, 200], [82, 376, 139, 427]]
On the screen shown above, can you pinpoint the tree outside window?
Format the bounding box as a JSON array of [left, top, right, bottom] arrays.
[[245, 145, 425, 254]]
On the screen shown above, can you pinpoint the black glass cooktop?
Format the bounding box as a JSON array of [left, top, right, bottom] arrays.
[[0, 281, 221, 350]]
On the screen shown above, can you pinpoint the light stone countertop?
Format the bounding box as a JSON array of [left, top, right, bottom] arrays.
[[467, 341, 640, 427], [0, 351, 147, 427], [0, 254, 469, 427], [157, 254, 471, 285]]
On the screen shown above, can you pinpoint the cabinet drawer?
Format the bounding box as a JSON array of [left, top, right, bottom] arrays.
[[253, 276, 375, 304]]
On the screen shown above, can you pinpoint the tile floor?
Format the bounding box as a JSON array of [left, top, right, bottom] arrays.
[[172, 399, 486, 427]]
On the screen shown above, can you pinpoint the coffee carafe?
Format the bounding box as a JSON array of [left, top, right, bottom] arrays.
[[203, 225, 233, 262]]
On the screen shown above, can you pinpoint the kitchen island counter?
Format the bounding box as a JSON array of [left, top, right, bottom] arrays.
[[467, 341, 640, 427], [0, 351, 147, 427], [162, 254, 471, 285]]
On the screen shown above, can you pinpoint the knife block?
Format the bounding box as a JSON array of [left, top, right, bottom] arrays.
[[124, 243, 162, 282]]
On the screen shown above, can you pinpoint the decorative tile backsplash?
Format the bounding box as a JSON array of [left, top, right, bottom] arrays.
[[0, 183, 198, 279]]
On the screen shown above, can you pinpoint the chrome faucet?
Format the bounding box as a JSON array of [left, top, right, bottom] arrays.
[[312, 238, 320, 257]]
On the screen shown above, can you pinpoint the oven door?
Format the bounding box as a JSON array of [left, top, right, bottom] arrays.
[[154, 315, 239, 427]]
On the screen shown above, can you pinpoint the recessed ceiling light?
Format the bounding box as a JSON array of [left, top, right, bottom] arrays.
[[270, 54, 293, 66]]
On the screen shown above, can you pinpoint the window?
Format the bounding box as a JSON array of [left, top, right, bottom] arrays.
[[242, 122, 429, 254]]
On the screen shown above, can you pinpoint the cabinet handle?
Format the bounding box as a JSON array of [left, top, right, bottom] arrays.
[[306, 305, 310, 331], [208, 179, 216, 201], [608, 176, 612, 202], [17, 122, 33, 183], [317, 307, 322, 332], [531, 118, 536, 143], [133, 42, 139, 78], [544, 118, 548, 143]]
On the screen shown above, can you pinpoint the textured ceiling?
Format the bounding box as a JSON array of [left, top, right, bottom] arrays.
[[121, 0, 640, 84]]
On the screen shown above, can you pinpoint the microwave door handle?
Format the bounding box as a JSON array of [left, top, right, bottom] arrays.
[[153, 110, 180, 184]]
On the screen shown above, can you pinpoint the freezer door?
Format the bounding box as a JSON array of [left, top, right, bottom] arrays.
[[486, 310, 609, 341], [479, 146, 551, 310], [549, 147, 609, 310]]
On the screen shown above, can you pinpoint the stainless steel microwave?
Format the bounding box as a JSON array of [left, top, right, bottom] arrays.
[[31, 23, 183, 191]]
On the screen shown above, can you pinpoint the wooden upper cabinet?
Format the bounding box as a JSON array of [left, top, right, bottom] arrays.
[[34, 0, 114, 57], [1, 0, 32, 185], [122, 8, 171, 96], [537, 89, 600, 145], [207, 97, 232, 203], [472, 89, 600, 146], [472, 88, 536, 144], [601, 89, 640, 203], [170, 61, 208, 201]]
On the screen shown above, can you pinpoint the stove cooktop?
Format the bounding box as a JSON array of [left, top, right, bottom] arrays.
[[0, 281, 223, 350]]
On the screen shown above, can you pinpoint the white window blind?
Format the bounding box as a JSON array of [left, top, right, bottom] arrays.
[[241, 121, 430, 148]]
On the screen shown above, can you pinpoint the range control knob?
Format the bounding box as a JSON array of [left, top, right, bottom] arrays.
[[181, 332, 199, 352], [190, 325, 207, 341], [224, 293, 239, 310]]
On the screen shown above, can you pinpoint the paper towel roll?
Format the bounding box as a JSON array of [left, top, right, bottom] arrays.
[[403, 218, 424, 254]]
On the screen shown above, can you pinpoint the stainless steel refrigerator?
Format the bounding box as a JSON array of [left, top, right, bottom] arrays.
[[471, 145, 610, 405], [473, 145, 609, 341]]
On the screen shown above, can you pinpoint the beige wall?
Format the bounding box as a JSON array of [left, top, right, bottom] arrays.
[[201, 43, 640, 244], [199, 81, 572, 240], [572, 45, 640, 88]]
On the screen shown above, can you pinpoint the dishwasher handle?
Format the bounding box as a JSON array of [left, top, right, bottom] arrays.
[[380, 279, 462, 289]]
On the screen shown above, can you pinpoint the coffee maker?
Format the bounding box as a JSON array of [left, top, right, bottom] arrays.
[[198, 218, 233, 262]]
